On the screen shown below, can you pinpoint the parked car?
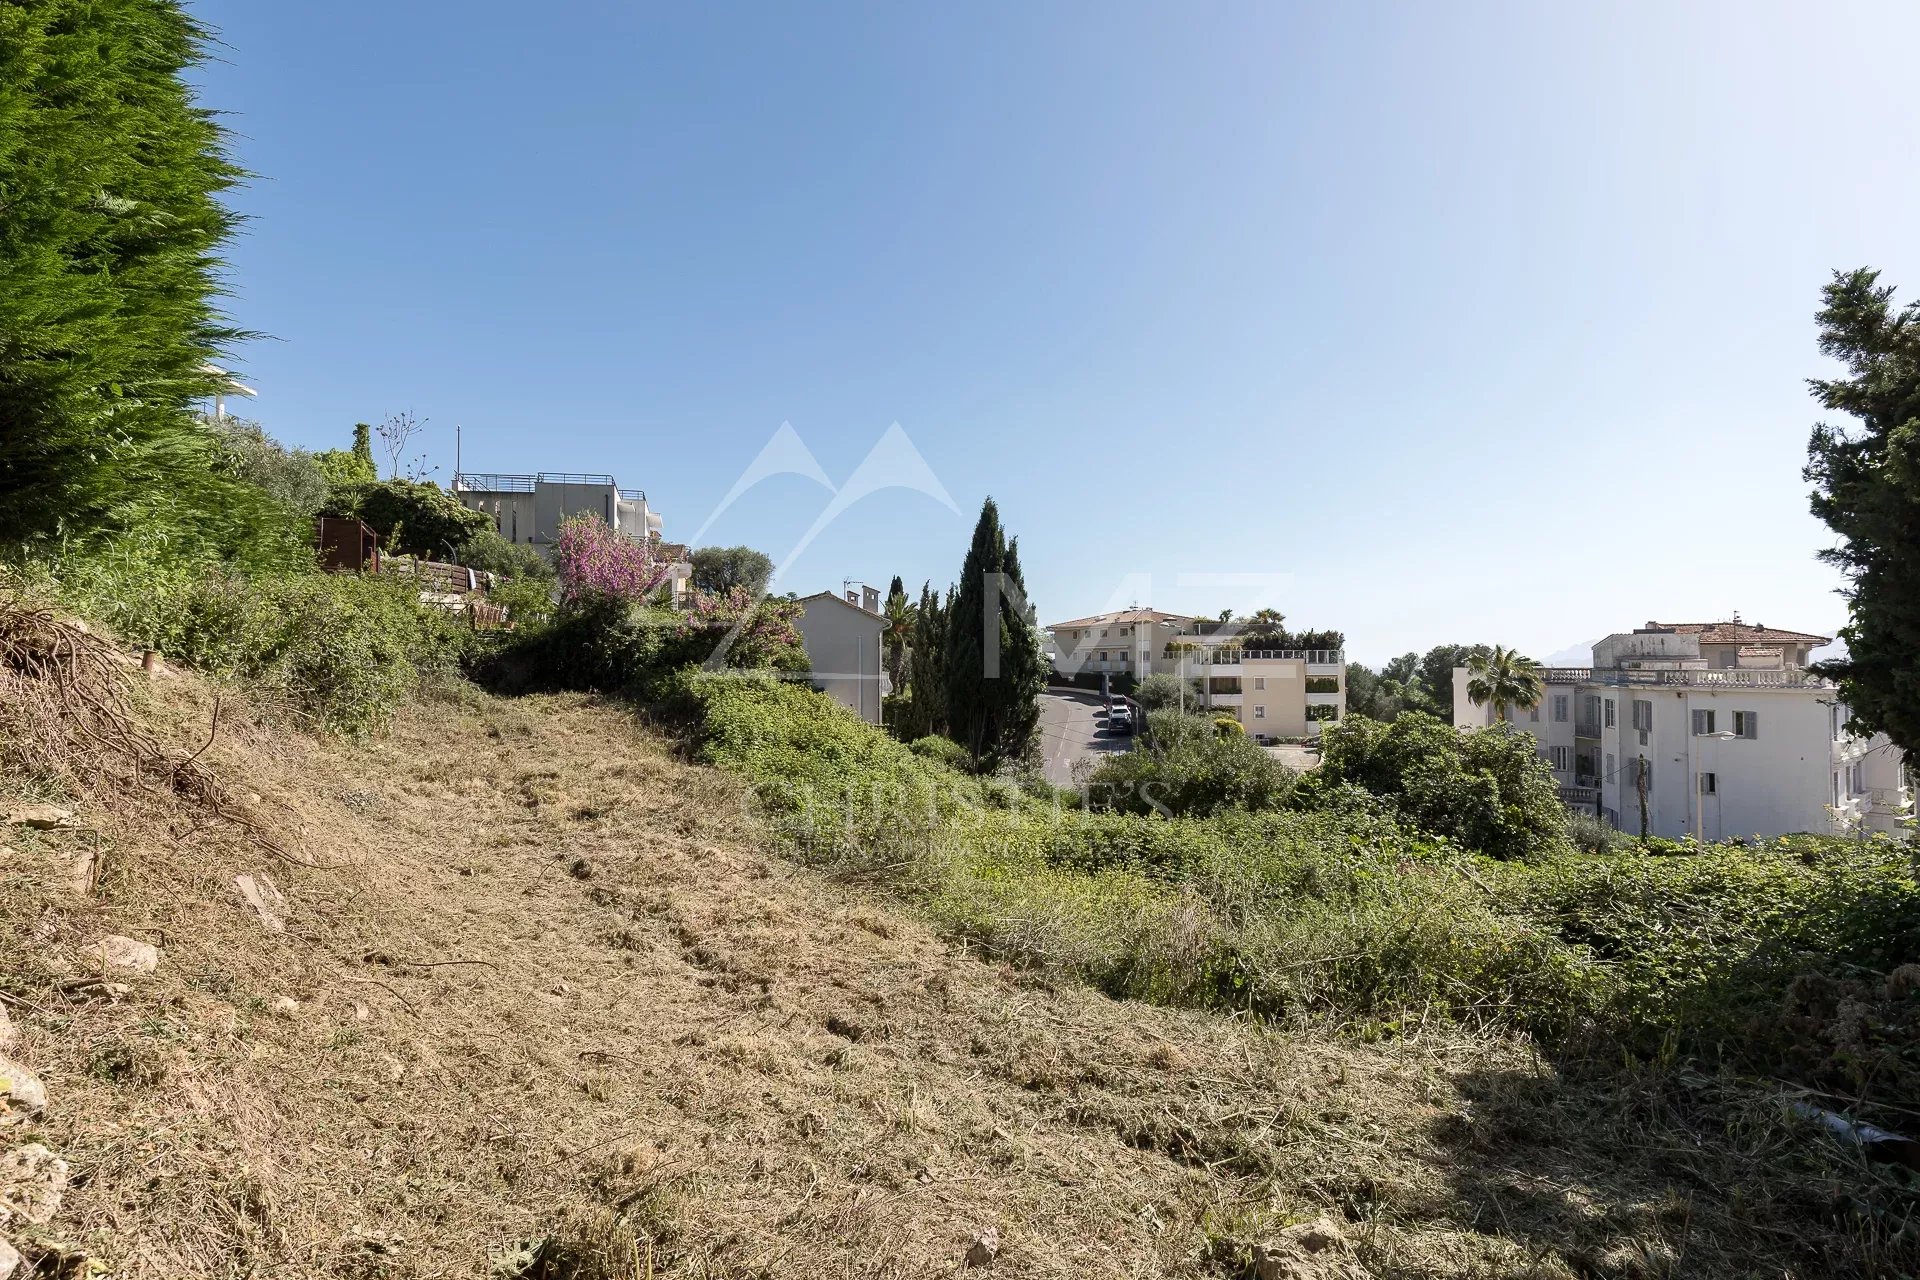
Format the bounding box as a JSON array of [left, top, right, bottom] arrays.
[[1108, 706, 1134, 735]]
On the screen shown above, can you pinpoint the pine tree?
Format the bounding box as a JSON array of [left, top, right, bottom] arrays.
[[1805, 268, 1920, 753], [942, 498, 1046, 767], [0, 0, 267, 553]]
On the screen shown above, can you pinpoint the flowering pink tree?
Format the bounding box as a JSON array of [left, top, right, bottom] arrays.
[[679, 586, 807, 670], [554, 513, 669, 604]]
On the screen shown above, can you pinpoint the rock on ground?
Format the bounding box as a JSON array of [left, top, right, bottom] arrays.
[[0, 1143, 68, 1227], [81, 935, 159, 976], [0, 1060, 45, 1128]]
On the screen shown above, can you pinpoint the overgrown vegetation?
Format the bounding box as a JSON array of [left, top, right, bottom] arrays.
[[669, 671, 1920, 1160], [1088, 710, 1294, 816]]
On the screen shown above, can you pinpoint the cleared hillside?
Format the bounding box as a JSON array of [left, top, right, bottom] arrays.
[[0, 664, 1895, 1277]]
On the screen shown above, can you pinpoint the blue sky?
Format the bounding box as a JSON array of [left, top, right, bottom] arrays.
[[190, 1, 1920, 665]]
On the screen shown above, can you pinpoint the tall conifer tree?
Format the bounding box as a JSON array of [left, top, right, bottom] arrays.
[[942, 498, 1046, 767], [0, 0, 270, 552]]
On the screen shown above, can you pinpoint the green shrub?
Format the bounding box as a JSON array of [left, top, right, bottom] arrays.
[[1566, 810, 1629, 855], [43, 553, 455, 735], [1303, 713, 1568, 860], [1088, 711, 1292, 817], [458, 528, 553, 581], [490, 575, 556, 631], [327, 479, 490, 559], [909, 735, 972, 770]]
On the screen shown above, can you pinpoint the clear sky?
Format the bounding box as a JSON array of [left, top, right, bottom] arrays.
[[189, 1, 1920, 665]]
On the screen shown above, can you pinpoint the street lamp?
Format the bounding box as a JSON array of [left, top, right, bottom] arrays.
[[1695, 728, 1736, 843]]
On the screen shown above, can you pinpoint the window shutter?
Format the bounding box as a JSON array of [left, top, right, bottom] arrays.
[[1692, 710, 1707, 735], [1743, 712, 1758, 740]]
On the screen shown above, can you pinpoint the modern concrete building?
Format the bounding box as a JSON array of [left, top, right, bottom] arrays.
[[794, 589, 889, 724], [453, 471, 690, 601], [1453, 618, 1911, 840], [1044, 609, 1346, 737]]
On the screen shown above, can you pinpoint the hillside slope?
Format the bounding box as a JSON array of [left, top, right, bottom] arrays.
[[0, 675, 1877, 1278]]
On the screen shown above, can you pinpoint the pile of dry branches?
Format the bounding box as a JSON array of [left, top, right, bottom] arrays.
[[0, 592, 278, 855]]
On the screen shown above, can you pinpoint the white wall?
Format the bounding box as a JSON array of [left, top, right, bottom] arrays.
[[794, 595, 888, 724]]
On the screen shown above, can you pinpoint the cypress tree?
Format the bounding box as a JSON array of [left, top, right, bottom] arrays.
[[0, 0, 272, 553], [942, 498, 1046, 767], [905, 580, 950, 738], [1805, 268, 1920, 753]]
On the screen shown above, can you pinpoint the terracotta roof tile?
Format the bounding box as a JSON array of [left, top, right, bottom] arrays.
[[1046, 608, 1196, 630], [1641, 620, 1831, 646]]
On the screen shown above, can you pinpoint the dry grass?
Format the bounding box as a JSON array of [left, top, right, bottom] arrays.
[[0, 663, 1906, 1277]]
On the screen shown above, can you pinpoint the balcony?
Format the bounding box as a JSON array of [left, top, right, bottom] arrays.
[[1868, 788, 1913, 816], [1574, 720, 1603, 739], [1558, 784, 1600, 809], [1305, 690, 1343, 707], [1207, 692, 1244, 708], [1597, 668, 1826, 689], [1163, 647, 1344, 666]]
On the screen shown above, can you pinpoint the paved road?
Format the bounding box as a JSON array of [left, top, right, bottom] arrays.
[[1037, 688, 1132, 787]]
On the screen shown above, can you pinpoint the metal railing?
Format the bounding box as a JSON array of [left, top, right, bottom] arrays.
[[454, 472, 535, 493], [1575, 720, 1603, 738], [1537, 665, 1827, 689], [1165, 648, 1344, 665], [618, 487, 648, 501]]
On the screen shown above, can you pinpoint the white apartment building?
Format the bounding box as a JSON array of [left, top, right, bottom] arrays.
[[1453, 619, 1911, 840], [1045, 610, 1346, 736], [1045, 609, 1195, 682]]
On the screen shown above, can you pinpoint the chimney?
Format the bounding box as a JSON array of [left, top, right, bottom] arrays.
[[861, 585, 880, 613]]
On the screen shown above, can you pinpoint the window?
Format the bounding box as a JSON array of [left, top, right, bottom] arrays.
[[1732, 710, 1758, 739], [1606, 753, 1615, 783], [1120, 626, 1130, 636], [1632, 700, 1652, 742], [1252, 676, 1265, 689], [1582, 694, 1601, 724], [1700, 772, 1717, 795], [1098, 651, 1107, 661], [1529, 705, 1540, 722], [1833, 772, 1841, 807], [1253, 706, 1266, 719], [1853, 764, 1865, 794], [1604, 698, 1616, 728], [1550, 746, 1572, 771], [1553, 695, 1569, 722], [1691, 709, 1716, 736]]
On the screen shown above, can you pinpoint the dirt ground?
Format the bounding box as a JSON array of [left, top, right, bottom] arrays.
[[0, 681, 1890, 1278]]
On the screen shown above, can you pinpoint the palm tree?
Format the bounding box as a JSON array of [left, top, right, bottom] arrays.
[[1465, 645, 1546, 724], [882, 582, 916, 693]]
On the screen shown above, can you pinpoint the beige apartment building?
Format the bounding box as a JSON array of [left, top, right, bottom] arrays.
[[1044, 609, 1346, 737]]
